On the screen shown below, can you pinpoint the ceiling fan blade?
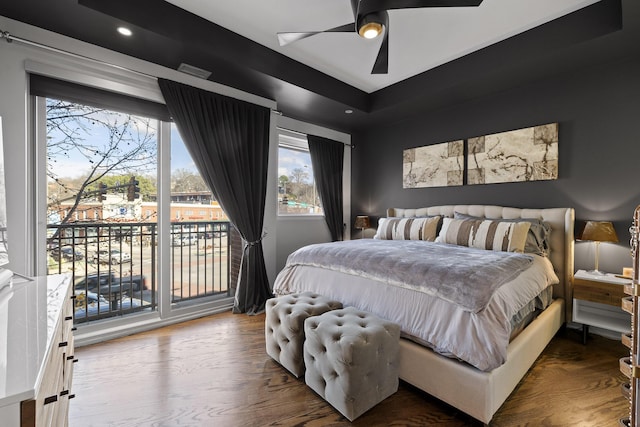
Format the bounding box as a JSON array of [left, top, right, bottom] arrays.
[[371, 26, 389, 74], [386, 0, 483, 8], [358, 0, 483, 17], [277, 23, 355, 46], [325, 23, 357, 33]]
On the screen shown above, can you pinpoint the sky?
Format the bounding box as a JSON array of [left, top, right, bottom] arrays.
[[278, 146, 314, 184], [47, 111, 196, 179], [46, 100, 315, 185]]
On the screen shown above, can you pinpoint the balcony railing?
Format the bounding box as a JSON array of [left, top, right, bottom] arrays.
[[47, 221, 232, 323]]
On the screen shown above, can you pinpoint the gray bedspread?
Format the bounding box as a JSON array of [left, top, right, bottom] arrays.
[[284, 239, 533, 313]]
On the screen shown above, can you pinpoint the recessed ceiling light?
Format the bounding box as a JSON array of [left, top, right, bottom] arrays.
[[345, 109, 353, 114], [117, 27, 133, 37]]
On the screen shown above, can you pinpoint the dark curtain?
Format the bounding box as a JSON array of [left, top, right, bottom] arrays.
[[158, 78, 272, 314], [307, 135, 345, 241]]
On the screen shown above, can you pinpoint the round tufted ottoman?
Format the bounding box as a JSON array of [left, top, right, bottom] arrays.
[[303, 306, 400, 421], [265, 292, 342, 378]]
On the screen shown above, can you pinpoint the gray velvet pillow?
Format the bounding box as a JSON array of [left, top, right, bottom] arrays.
[[453, 212, 551, 256]]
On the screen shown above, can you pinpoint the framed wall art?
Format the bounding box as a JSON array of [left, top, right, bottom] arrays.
[[403, 140, 464, 188], [403, 123, 558, 188]]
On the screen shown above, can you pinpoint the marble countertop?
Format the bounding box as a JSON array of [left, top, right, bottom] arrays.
[[0, 273, 71, 407]]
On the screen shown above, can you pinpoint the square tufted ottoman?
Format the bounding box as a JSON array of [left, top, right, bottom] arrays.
[[303, 306, 400, 421], [265, 292, 342, 378]]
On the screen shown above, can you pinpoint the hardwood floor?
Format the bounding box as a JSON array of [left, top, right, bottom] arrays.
[[69, 312, 628, 426]]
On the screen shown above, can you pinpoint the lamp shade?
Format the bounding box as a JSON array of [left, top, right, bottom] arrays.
[[354, 215, 370, 229], [578, 221, 619, 243]]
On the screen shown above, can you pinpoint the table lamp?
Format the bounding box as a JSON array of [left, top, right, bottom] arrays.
[[577, 220, 619, 275], [354, 215, 370, 239]]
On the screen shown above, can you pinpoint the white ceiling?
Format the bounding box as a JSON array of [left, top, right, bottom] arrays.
[[166, 0, 601, 93]]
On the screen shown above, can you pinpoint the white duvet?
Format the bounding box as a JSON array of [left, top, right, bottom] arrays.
[[273, 248, 559, 371]]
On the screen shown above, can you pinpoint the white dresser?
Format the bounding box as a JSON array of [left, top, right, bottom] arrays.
[[0, 274, 74, 427]]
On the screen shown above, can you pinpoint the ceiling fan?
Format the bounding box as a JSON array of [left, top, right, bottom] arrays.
[[277, 0, 484, 74]]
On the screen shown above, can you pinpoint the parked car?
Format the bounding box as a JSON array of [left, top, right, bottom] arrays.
[[92, 248, 131, 265], [50, 245, 84, 262], [74, 271, 147, 295], [74, 290, 143, 318], [201, 231, 227, 239], [172, 235, 198, 246]]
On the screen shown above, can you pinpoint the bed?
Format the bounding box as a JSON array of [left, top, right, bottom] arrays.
[[273, 205, 574, 424]]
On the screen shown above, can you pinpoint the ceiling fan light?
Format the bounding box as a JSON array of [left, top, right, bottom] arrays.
[[358, 22, 382, 39]]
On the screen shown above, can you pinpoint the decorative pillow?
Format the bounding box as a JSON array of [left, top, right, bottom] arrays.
[[436, 217, 531, 253], [453, 212, 552, 256], [373, 216, 441, 242]]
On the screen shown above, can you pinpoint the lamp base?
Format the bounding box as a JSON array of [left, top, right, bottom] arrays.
[[586, 269, 607, 276]]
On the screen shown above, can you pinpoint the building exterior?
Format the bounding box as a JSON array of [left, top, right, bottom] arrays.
[[48, 192, 228, 225]]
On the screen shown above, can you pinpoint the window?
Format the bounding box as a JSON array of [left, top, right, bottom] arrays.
[[278, 130, 323, 216], [38, 83, 234, 326]]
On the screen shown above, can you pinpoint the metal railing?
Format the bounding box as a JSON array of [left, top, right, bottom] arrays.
[[47, 221, 231, 323]]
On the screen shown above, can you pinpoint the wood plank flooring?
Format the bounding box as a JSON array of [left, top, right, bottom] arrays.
[[69, 312, 628, 426]]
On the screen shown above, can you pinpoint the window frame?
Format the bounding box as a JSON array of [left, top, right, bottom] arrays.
[[277, 129, 324, 218]]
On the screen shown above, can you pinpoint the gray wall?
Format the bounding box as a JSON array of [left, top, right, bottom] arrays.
[[352, 55, 640, 274]]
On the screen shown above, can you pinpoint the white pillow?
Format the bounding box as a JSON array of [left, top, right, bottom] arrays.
[[436, 217, 531, 253]]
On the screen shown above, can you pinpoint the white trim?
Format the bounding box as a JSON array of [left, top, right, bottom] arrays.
[[158, 121, 172, 317], [277, 116, 351, 145], [34, 97, 48, 276]]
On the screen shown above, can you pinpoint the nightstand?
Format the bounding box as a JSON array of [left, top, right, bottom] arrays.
[[572, 269, 631, 344]]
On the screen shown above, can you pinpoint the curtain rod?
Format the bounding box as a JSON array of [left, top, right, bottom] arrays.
[[276, 126, 354, 148], [1, 28, 157, 80], [0, 28, 280, 114]]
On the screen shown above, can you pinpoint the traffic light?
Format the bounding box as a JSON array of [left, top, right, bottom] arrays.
[[98, 182, 107, 201], [127, 176, 140, 202]]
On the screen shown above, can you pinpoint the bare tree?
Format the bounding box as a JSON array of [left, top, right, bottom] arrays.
[[46, 99, 157, 228], [171, 168, 209, 192], [289, 167, 309, 184]]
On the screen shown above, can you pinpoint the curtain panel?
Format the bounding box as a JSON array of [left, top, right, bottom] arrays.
[[158, 78, 272, 314], [307, 135, 345, 241]]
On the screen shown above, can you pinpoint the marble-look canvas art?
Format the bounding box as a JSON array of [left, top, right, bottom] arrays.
[[467, 123, 558, 185], [403, 140, 464, 188]]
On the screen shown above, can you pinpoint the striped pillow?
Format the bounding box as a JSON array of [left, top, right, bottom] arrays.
[[436, 217, 531, 253], [374, 216, 441, 241]]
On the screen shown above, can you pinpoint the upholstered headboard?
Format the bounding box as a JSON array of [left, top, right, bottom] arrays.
[[387, 205, 575, 322]]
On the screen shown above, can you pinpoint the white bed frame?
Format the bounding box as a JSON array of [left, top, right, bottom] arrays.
[[388, 205, 574, 425]]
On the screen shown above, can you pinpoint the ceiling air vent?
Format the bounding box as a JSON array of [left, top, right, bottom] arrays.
[[177, 63, 212, 80]]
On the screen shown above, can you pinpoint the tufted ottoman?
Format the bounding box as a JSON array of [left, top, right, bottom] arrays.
[[303, 307, 400, 421], [265, 292, 342, 378]]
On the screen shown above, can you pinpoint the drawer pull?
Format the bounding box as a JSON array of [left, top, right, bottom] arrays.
[[71, 327, 77, 332], [65, 316, 73, 321], [69, 394, 76, 400], [66, 355, 74, 360], [73, 358, 79, 363], [58, 341, 68, 348], [620, 357, 632, 378], [622, 332, 632, 349], [44, 395, 58, 405], [60, 390, 69, 396], [622, 382, 631, 399], [70, 295, 77, 300]]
